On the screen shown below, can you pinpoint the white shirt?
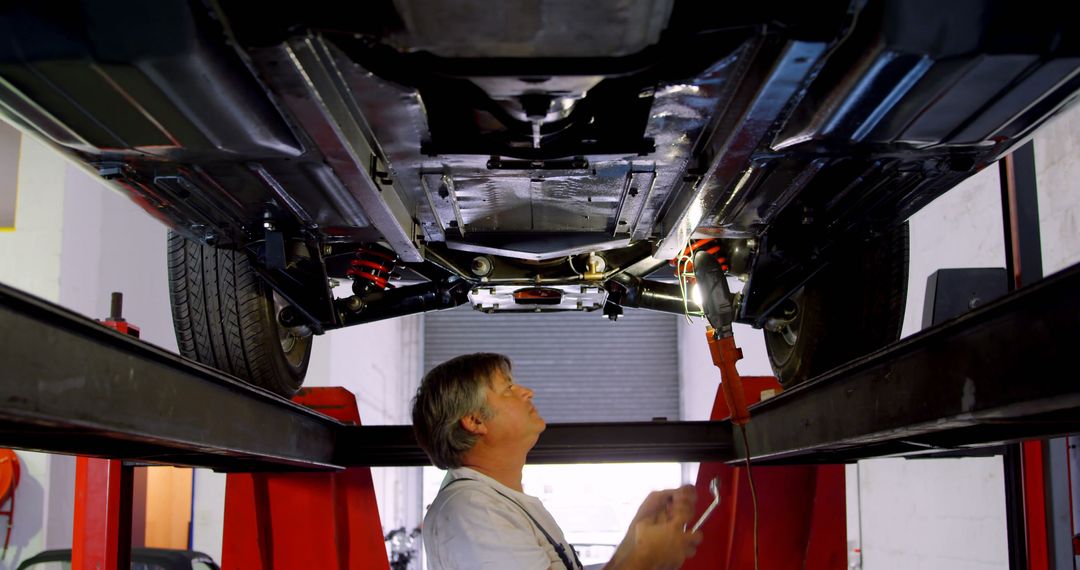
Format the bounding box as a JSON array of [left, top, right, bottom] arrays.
[[423, 467, 578, 570]]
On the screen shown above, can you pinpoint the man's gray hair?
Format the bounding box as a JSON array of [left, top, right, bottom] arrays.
[[411, 353, 510, 469]]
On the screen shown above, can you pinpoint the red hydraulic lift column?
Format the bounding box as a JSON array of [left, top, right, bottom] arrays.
[[683, 376, 846, 570], [678, 247, 845, 569], [221, 387, 389, 570], [72, 458, 134, 570], [72, 293, 139, 570]]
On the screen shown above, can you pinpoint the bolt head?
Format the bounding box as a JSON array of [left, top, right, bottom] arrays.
[[470, 256, 493, 277]]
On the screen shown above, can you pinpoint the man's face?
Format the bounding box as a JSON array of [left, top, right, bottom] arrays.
[[481, 367, 546, 448]]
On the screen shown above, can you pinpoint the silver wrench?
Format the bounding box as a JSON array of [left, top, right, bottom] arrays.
[[690, 477, 721, 534]]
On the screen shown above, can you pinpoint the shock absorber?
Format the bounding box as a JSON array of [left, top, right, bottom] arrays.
[[347, 245, 398, 297]]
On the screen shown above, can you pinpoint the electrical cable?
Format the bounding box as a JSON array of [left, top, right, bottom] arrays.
[[739, 425, 760, 570], [674, 237, 705, 325], [567, 255, 584, 278]]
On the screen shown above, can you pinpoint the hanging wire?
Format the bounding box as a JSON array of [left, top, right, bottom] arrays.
[[673, 236, 705, 325], [567, 255, 585, 278], [740, 424, 760, 570]]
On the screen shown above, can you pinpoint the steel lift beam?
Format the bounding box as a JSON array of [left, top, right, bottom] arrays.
[[740, 256, 1080, 464], [0, 283, 338, 472], [1, 259, 1079, 469]]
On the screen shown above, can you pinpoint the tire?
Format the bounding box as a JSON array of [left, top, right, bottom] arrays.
[[167, 231, 312, 396], [764, 222, 909, 385]]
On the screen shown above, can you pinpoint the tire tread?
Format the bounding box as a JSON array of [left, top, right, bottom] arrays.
[[167, 232, 308, 395]]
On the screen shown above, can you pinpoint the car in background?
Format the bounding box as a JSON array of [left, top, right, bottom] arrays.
[[17, 548, 219, 570], [1, 0, 1076, 394]]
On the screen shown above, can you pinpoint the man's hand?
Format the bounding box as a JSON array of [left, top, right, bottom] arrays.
[[607, 485, 703, 570], [632, 486, 697, 527]]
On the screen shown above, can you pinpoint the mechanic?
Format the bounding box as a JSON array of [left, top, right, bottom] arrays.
[[412, 352, 704, 570]]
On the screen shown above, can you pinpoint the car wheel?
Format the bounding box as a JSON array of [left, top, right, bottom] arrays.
[[763, 222, 909, 385], [167, 231, 312, 396]]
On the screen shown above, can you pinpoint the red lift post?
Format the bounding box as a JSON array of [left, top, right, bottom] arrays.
[[71, 386, 391, 570], [72, 457, 134, 570], [685, 375, 846, 570], [221, 387, 389, 570], [73, 293, 138, 570], [682, 249, 846, 570], [684, 327, 845, 570]]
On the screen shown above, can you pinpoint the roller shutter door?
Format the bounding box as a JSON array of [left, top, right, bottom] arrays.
[[423, 307, 679, 422]]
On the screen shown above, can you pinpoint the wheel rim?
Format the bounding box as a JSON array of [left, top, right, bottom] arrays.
[[272, 292, 311, 371], [766, 292, 803, 368], [780, 320, 799, 347]]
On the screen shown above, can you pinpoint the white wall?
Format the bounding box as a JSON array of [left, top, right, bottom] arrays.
[[900, 165, 1006, 338], [190, 314, 426, 561], [855, 457, 1009, 570], [0, 136, 71, 568], [58, 164, 175, 351], [854, 146, 1011, 570], [0, 135, 65, 301], [1033, 103, 1080, 276]]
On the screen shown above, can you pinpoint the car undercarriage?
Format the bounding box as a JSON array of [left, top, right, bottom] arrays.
[[2, 0, 1077, 392]]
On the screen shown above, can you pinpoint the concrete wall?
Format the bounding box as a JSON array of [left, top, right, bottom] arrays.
[[853, 457, 1009, 570], [0, 134, 65, 301]]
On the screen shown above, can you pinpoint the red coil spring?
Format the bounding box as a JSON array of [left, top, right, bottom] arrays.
[[347, 246, 397, 296], [672, 239, 729, 278]]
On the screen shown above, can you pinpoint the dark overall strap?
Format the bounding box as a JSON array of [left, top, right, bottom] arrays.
[[444, 477, 583, 570]]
